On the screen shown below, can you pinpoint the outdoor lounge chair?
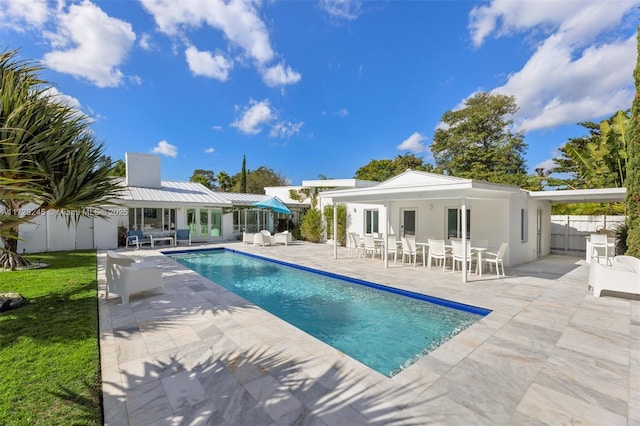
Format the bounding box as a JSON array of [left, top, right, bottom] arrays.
[[274, 230, 292, 246], [588, 255, 640, 297], [243, 231, 255, 244], [254, 230, 275, 246], [175, 229, 191, 246], [105, 251, 165, 304], [127, 230, 152, 249]]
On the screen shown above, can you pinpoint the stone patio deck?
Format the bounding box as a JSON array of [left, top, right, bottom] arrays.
[[98, 241, 639, 425]]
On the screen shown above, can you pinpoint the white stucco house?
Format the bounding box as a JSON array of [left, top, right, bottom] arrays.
[[319, 170, 626, 271], [10, 153, 626, 270], [14, 153, 280, 253]]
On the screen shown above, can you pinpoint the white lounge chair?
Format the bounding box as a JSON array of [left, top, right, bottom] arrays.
[[274, 230, 292, 246], [254, 230, 275, 246], [105, 251, 165, 304], [243, 231, 255, 244], [589, 255, 640, 298], [483, 242, 508, 277]]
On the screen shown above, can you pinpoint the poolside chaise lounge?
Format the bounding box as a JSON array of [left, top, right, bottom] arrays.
[[588, 255, 640, 297], [105, 251, 165, 304], [243, 231, 255, 244]]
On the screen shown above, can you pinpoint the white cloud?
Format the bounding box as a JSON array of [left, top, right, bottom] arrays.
[[397, 132, 429, 153], [152, 140, 178, 157], [139, 32, 153, 50], [43, 87, 82, 110], [319, 0, 363, 21], [231, 99, 274, 135], [185, 45, 233, 81], [204, 147, 215, 153], [468, 0, 638, 132], [0, 0, 49, 31], [139, 0, 301, 86], [336, 108, 349, 117], [270, 121, 304, 138], [140, 0, 273, 64], [534, 158, 556, 172], [42, 1, 136, 88], [262, 62, 301, 87], [212, 125, 223, 131]]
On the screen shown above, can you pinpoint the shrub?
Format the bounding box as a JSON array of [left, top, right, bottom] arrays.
[[300, 208, 323, 243], [323, 204, 347, 246]]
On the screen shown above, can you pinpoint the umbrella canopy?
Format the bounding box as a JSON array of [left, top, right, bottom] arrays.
[[252, 196, 291, 214]]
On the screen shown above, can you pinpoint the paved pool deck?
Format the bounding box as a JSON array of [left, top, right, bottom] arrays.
[[98, 241, 639, 425]]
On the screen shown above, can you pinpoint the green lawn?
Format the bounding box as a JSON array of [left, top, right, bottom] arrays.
[[0, 251, 102, 425]]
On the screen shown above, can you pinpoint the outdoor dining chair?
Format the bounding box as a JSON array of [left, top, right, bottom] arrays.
[[427, 239, 448, 271], [401, 237, 417, 267], [451, 239, 475, 274]]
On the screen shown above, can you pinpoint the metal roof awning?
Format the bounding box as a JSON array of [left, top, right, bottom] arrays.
[[529, 187, 626, 203]]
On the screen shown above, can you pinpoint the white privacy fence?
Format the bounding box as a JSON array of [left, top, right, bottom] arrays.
[[550, 215, 625, 255]]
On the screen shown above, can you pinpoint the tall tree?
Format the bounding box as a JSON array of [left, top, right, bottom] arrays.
[[216, 171, 233, 191], [239, 155, 247, 193], [0, 49, 121, 269], [189, 169, 216, 189], [551, 111, 630, 189], [626, 26, 640, 257], [430, 92, 528, 186], [354, 154, 432, 182], [110, 159, 126, 177], [233, 166, 288, 194]]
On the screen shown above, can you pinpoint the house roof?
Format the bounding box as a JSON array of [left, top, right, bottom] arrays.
[[119, 180, 232, 206], [320, 170, 628, 205], [529, 187, 626, 203], [320, 170, 523, 203]]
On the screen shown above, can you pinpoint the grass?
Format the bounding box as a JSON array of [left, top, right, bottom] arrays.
[[0, 251, 102, 425]]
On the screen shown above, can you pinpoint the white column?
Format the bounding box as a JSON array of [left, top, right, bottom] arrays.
[[333, 203, 338, 259], [384, 201, 389, 268], [461, 198, 467, 283]]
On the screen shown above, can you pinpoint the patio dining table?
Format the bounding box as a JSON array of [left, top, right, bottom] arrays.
[[415, 241, 488, 276]]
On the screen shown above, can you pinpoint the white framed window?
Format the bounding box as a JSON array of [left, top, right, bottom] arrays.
[[364, 209, 379, 235], [446, 208, 471, 239]]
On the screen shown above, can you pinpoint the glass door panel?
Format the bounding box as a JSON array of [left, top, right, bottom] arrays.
[[401, 209, 416, 237]]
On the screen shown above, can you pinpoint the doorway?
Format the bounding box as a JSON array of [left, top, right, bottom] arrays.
[[400, 209, 416, 237]]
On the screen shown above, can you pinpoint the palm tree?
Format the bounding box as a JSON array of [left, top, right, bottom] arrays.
[[0, 49, 122, 269]]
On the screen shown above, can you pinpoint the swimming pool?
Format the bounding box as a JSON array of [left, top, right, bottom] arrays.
[[168, 248, 490, 377]]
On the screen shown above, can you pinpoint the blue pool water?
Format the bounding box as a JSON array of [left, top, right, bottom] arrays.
[[168, 248, 490, 377]]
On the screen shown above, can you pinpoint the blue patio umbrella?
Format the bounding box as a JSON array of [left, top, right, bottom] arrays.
[[252, 196, 291, 214]]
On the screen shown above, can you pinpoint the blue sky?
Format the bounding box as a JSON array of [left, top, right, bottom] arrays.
[[1, 0, 637, 185]]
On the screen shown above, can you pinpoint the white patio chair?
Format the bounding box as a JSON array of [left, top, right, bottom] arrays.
[[427, 239, 448, 271], [590, 233, 613, 265], [401, 237, 417, 267], [274, 230, 292, 246], [105, 251, 164, 304], [483, 242, 508, 277], [348, 232, 364, 258], [363, 235, 378, 260], [385, 234, 400, 263], [451, 239, 474, 274]]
